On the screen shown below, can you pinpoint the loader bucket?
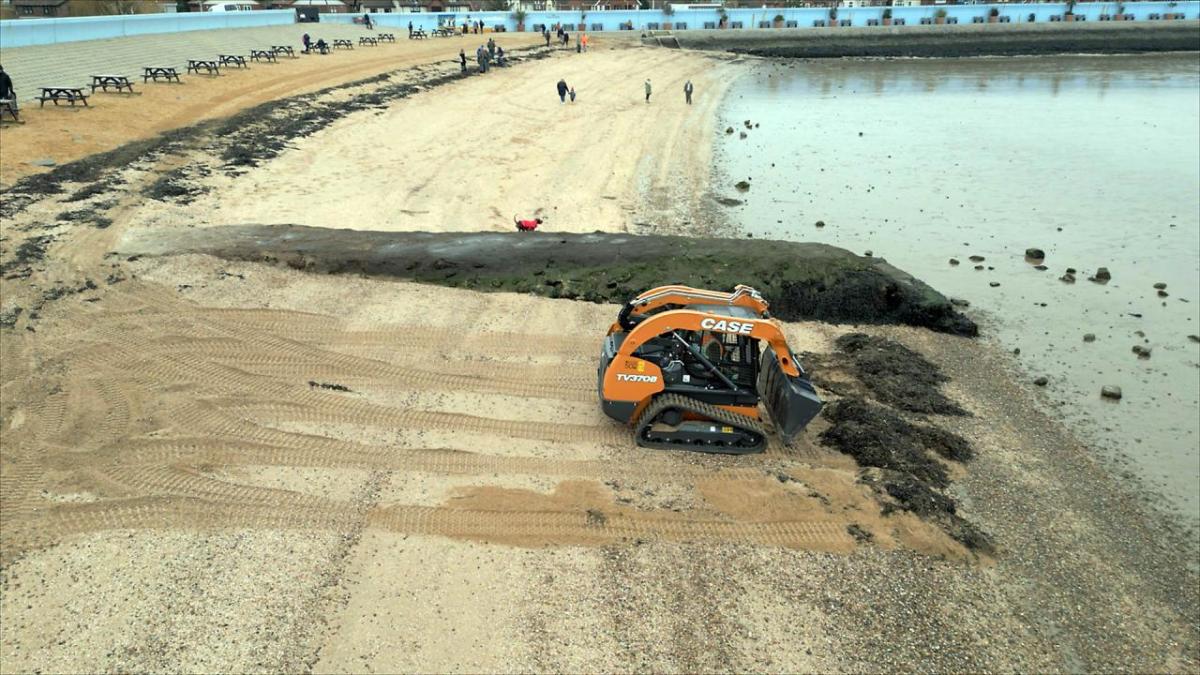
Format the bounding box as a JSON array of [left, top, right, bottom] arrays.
[[757, 348, 823, 445]]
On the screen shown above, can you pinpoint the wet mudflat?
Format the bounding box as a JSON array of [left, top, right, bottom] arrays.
[[717, 53, 1200, 524]]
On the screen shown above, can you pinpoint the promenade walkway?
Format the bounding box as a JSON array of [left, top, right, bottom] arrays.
[[1, 24, 399, 102]]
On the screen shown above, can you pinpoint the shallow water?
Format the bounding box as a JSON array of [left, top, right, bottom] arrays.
[[716, 53, 1200, 524]]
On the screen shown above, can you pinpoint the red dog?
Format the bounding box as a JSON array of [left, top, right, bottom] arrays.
[[514, 215, 543, 232]]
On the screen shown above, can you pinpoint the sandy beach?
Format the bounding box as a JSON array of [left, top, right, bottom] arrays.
[[1, 30, 1197, 673]]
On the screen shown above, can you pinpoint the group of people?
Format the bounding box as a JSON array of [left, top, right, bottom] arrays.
[[641, 78, 696, 104], [555, 79, 577, 104], [543, 25, 589, 53], [461, 38, 505, 74], [301, 33, 329, 55]]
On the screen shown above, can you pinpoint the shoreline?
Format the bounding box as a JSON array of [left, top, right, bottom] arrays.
[[1, 39, 1197, 672], [708, 51, 1200, 529]]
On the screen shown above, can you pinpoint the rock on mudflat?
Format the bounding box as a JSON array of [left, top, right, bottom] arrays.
[[1189, 334, 1200, 343], [1025, 248, 1046, 260], [1034, 376, 1049, 386], [1034, 264, 1048, 271], [969, 255, 985, 262], [1089, 267, 1112, 283], [739, 131, 748, 139], [815, 220, 826, 228], [1060, 272, 1076, 283], [1132, 345, 1152, 359], [1101, 385, 1123, 400], [949, 258, 959, 266], [1083, 333, 1096, 343], [1154, 282, 1167, 290], [725, 126, 734, 134], [950, 297, 970, 307], [989, 281, 1001, 287], [1157, 290, 1169, 298], [734, 180, 751, 191]]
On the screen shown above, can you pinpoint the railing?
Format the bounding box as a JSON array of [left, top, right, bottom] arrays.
[[322, 3, 1199, 32], [1, 3, 1196, 49]]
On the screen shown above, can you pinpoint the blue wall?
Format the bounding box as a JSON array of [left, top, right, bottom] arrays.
[[0, 9, 294, 48], [1, 3, 1196, 48], [325, 2, 1198, 32]]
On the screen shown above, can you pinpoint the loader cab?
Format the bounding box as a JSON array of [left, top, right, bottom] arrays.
[[622, 305, 767, 409]]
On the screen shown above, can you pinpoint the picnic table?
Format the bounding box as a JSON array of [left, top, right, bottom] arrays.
[[250, 49, 278, 63], [272, 45, 296, 58], [90, 74, 135, 94], [434, 27, 456, 37], [218, 54, 248, 69], [332, 38, 354, 50], [143, 66, 182, 83], [38, 86, 89, 107], [377, 33, 396, 42], [410, 29, 428, 39], [0, 98, 19, 122], [187, 59, 221, 76], [359, 36, 379, 46]]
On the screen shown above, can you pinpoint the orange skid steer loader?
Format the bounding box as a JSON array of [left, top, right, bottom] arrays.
[[598, 285, 823, 454]]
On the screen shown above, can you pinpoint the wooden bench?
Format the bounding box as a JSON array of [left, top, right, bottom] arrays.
[[250, 49, 278, 63], [143, 66, 182, 83], [271, 45, 296, 58], [359, 36, 379, 46], [187, 59, 221, 76], [38, 86, 89, 107], [377, 33, 396, 42], [332, 39, 354, 50], [218, 54, 248, 69], [90, 74, 135, 94], [0, 98, 20, 122], [434, 27, 455, 37]]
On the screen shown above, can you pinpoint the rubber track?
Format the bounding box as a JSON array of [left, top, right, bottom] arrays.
[[635, 393, 768, 455]]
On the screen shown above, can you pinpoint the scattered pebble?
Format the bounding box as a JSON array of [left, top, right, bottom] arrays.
[[1034, 376, 1049, 387], [949, 258, 959, 266], [1083, 333, 1096, 343], [1101, 385, 1123, 400]]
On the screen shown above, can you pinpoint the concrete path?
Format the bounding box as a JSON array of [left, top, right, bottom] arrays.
[[0, 23, 390, 101]]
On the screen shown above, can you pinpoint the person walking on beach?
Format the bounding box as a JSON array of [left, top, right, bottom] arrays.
[[362, 13, 373, 30], [581, 33, 589, 52], [408, 21, 413, 38], [569, 86, 576, 103], [544, 28, 551, 47], [459, 49, 467, 73], [0, 65, 18, 118], [487, 38, 495, 59], [557, 79, 569, 104], [644, 78, 652, 103], [302, 33, 312, 53], [684, 79, 694, 105]]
